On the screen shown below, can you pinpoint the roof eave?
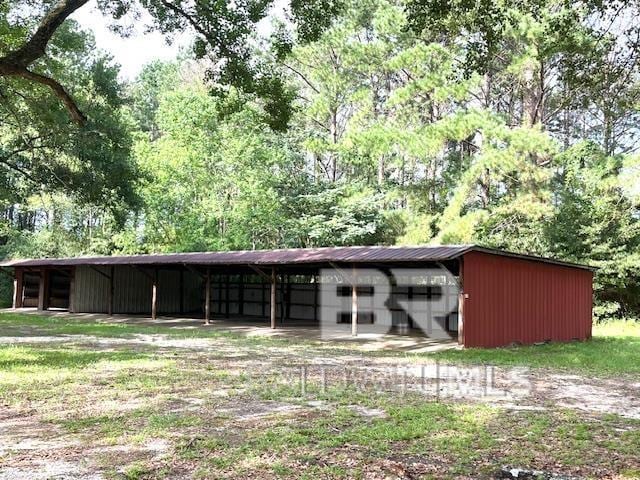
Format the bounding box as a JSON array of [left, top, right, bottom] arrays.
[[461, 246, 596, 271]]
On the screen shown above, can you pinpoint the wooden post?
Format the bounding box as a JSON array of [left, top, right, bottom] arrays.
[[270, 268, 277, 329], [151, 268, 158, 320], [204, 267, 211, 324], [407, 285, 413, 329], [108, 266, 114, 317], [285, 275, 291, 322], [261, 280, 266, 317], [12, 274, 17, 309], [351, 266, 358, 336], [68, 268, 75, 313], [12, 268, 23, 309], [457, 260, 464, 346], [280, 274, 286, 324], [313, 273, 319, 323], [37, 268, 49, 311]]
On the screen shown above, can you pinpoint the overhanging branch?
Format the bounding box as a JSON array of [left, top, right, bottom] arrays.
[[18, 69, 87, 125], [0, 0, 90, 125]]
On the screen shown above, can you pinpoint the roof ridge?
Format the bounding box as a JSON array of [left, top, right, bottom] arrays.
[[0, 244, 475, 264], [0, 244, 593, 270]]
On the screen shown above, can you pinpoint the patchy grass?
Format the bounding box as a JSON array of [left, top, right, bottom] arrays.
[[595, 319, 640, 337], [1, 314, 640, 479], [174, 392, 640, 479], [0, 345, 149, 371], [0, 345, 162, 406], [120, 461, 158, 480], [0, 311, 300, 347], [425, 320, 640, 376], [3, 312, 640, 377]]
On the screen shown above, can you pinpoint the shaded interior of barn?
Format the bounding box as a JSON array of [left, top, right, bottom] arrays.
[[14, 261, 461, 335]]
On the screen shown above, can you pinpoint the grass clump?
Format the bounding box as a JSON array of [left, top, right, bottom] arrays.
[[426, 320, 640, 375]]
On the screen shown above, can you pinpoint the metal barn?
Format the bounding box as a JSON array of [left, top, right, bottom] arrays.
[[0, 245, 594, 348]]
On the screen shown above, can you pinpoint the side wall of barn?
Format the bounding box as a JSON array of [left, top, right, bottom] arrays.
[[461, 251, 593, 348], [73, 266, 202, 314]]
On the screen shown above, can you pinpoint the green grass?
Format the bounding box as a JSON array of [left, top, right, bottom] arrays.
[[0, 345, 149, 371], [0, 311, 251, 338], [425, 320, 640, 376], [121, 461, 157, 480], [1, 313, 640, 478], [176, 393, 640, 478], [0, 345, 161, 404], [2, 312, 640, 376]]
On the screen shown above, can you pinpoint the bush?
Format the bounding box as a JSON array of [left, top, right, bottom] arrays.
[[0, 275, 12, 308]]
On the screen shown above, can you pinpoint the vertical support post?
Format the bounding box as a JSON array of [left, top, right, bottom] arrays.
[[457, 259, 464, 346], [280, 274, 286, 324], [68, 268, 75, 313], [313, 273, 319, 323], [407, 285, 413, 329], [261, 279, 266, 317], [37, 268, 48, 311], [12, 268, 23, 309], [108, 266, 114, 317], [205, 267, 211, 325], [351, 265, 358, 337], [151, 268, 158, 320], [270, 267, 277, 329], [12, 276, 17, 309]]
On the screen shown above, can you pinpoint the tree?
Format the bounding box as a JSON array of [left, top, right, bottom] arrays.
[[132, 74, 301, 251], [0, 0, 90, 124], [280, 180, 397, 247], [1, 19, 140, 274], [130, 59, 397, 251], [129, 60, 181, 139], [405, 0, 640, 153], [1, 0, 345, 130], [545, 142, 640, 318], [0, 22, 140, 215], [284, 0, 558, 247]]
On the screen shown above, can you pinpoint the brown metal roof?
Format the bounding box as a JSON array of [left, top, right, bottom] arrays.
[[0, 244, 594, 270]]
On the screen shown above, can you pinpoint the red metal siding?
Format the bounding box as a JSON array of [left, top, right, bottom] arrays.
[[461, 251, 593, 348]]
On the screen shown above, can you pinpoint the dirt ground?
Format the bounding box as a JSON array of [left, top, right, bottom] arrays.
[[1, 320, 639, 479]]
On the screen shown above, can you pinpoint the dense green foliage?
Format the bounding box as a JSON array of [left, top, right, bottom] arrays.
[[1, 6, 140, 213], [1, 0, 640, 317]]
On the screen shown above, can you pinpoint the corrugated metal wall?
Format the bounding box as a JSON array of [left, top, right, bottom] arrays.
[[113, 266, 151, 314], [74, 266, 202, 314], [461, 251, 593, 348], [74, 266, 109, 313]]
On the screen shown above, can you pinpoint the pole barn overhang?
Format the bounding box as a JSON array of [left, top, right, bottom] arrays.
[[1, 245, 594, 348]]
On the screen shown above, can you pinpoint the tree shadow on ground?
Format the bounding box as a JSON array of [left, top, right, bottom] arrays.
[[0, 347, 149, 371]]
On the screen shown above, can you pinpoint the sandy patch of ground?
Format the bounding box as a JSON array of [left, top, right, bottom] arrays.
[[0, 412, 99, 480], [3, 331, 638, 418], [1, 328, 639, 478]]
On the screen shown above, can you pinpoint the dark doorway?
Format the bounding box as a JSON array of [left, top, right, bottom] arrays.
[[48, 270, 71, 309]]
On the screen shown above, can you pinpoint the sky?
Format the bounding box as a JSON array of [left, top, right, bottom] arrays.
[[70, 0, 286, 81], [71, 1, 193, 81]]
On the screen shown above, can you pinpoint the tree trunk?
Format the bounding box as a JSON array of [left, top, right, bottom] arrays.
[[329, 106, 338, 182]]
